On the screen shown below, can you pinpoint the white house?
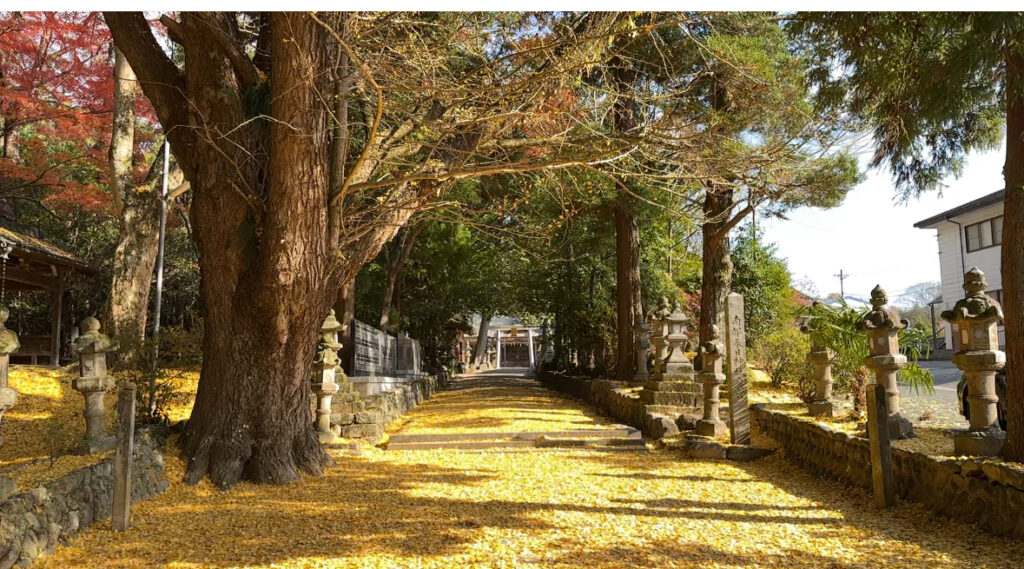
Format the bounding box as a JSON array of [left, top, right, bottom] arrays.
[[914, 189, 1005, 349]]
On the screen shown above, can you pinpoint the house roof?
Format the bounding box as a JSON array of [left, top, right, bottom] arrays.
[[913, 189, 1005, 229], [0, 225, 95, 274]]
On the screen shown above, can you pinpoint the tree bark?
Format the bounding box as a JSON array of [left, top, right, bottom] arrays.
[[379, 224, 422, 332], [106, 49, 178, 366], [472, 313, 491, 369], [335, 277, 356, 373], [614, 202, 641, 382], [1001, 40, 1024, 462], [699, 188, 735, 349]]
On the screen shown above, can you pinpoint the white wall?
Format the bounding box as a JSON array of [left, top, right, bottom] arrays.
[[927, 201, 1004, 348]]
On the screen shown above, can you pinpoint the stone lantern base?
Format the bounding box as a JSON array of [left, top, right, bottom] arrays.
[[639, 377, 700, 407], [807, 400, 835, 417], [695, 418, 726, 438], [953, 427, 1005, 457]]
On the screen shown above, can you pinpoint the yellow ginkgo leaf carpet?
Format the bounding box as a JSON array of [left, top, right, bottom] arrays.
[[32, 371, 1024, 569]]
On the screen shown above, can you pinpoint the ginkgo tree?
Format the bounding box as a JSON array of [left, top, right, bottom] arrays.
[[104, 11, 671, 488]]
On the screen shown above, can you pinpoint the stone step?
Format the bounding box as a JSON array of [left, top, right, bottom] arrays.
[[388, 426, 639, 444], [387, 435, 646, 451]]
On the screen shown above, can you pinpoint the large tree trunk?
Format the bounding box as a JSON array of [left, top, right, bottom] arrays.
[[614, 202, 641, 382], [106, 49, 177, 365], [472, 313, 491, 369], [177, 13, 338, 488], [699, 189, 735, 350], [1001, 41, 1024, 462]]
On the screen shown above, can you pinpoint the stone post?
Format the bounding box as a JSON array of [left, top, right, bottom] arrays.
[[695, 325, 726, 438], [71, 317, 119, 454], [112, 383, 136, 531], [801, 311, 836, 417], [639, 300, 699, 407], [312, 310, 345, 444], [631, 320, 651, 386], [866, 383, 896, 508], [0, 305, 20, 446], [724, 293, 751, 445], [941, 268, 1005, 456], [496, 329, 502, 369], [857, 286, 913, 439]]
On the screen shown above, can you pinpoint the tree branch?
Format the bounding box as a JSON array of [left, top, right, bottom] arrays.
[[103, 12, 195, 178]]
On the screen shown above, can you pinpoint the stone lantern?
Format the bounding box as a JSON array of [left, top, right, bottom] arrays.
[[631, 319, 651, 387], [801, 311, 836, 417], [71, 316, 119, 454], [857, 286, 913, 439], [640, 299, 699, 406], [941, 268, 1005, 456], [312, 309, 346, 444], [648, 297, 670, 381], [695, 325, 727, 437], [0, 305, 20, 445]]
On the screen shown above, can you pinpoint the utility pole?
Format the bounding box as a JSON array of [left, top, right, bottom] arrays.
[[834, 269, 849, 299]]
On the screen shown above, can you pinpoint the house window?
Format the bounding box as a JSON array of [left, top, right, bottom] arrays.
[[965, 215, 1002, 252]]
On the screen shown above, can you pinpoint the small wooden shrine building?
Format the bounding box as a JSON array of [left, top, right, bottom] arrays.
[[0, 226, 95, 365]]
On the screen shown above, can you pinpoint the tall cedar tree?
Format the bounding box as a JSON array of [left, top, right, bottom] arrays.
[[790, 13, 1024, 461]]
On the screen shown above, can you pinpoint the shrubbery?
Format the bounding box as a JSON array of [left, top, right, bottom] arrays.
[[752, 325, 812, 394]]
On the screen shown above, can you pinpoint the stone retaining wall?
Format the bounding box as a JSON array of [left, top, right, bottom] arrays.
[[0, 428, 168, 568], [332, 373, 447, 443], [753, 404, 1024, 539], [537, 370, 695, 439]]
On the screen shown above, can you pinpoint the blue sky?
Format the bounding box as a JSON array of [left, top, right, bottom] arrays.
[[760, 143, 1006, 301]]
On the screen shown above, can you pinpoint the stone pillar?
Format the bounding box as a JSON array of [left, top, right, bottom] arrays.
[[639, 300, 699, 407], [496, 329, 502, 369], [527, 328, 535, 368], [631, 320, 651, 387], [648, 302, 669, 382], [0, 305, 20, 446], [941, 268, 1005, 456], [724, 293, 751, 445], [695, 325, 726, 437], [802, 312, 836, 417], [112, 383, 136, 531], [71, 317, 119, 454], [312, 310, 345, 444], [857, 286, 913, 439]]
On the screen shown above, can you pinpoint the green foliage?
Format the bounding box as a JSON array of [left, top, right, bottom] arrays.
[[119, 333, 198, 426], [752, 325, 811, 393], [800, 301, 934, 399], [790, 13, 1017, 195], [730, 228, 795, 348]]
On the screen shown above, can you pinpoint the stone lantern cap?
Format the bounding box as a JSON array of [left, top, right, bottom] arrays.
[[857, 286, 907, 358], [72, 317, 119, 355], [701, 324, 723, 356], [0, 305, 20, 356], [666, 299, 688, 336], [940, 268, 1004, 324], [857, 286, 908, 333], [319, 309, 345, 351]]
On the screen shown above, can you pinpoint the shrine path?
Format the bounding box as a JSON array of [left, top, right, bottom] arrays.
[[36, 370, 1023, 569]]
